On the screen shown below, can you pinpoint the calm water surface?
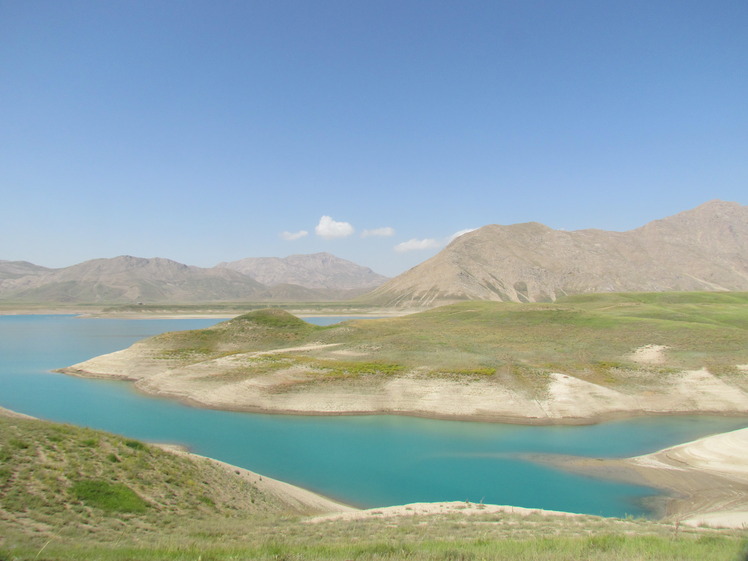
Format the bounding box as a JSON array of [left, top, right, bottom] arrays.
[[1, 315, 746, 517]]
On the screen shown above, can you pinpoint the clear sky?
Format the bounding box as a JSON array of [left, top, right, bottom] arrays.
[[2, 1, 746, 277]]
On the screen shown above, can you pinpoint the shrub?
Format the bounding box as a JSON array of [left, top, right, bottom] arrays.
[[124, 439, 147, 451]]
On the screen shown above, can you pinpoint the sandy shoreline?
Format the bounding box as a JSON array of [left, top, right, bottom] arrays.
[[542, 427, 748, 529], [60, 357, 748, 427], [154, 444, 356, 515], [64, 369, 748, 427], [0, 307, 412, 320]]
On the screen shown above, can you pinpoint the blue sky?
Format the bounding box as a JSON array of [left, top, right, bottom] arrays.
[[2, 1, 746, 277]]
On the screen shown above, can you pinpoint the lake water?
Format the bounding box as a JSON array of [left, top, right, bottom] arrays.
[[1, 314, 746, 517]]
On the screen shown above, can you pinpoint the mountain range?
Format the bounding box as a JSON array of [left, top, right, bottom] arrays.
[[217, 253, 388, 290], [2, 200, 746, 306], [0, 253, 387, 304], [364, 200, 748, 306]]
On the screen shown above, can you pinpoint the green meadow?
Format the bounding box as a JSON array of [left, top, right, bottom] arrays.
[[139, 292, 748, 394]]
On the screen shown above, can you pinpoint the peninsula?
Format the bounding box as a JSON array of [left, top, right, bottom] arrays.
[[58, 292, 748, 424]]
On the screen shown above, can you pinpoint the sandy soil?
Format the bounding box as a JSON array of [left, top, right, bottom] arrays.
[[307, 501, 584, 523], [155, 445, 355, 515], [630, 344, 669, 365], [60, 345, 748, 425], [0, 406, 37, 420], [547, 427, 748, 529]]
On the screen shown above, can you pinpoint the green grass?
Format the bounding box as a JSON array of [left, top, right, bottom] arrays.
[[70, 479, 148, 513], [149, 308, 325, 359], [2, 520, 745, 560], [117, 293, 748, 399], [0, 415, 291, 537]]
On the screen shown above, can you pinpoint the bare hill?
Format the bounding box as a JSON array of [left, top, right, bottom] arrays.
[[0, 260, 52, 280], [0, 256, 266, 304], [218, 252, 389, 290], [363, 200, 748, 307]]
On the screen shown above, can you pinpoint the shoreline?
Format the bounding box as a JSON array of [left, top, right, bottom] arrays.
[[537, 427, 748, 529], [59, 364, 748, 427], [119, 384, 748, 428], [0, 306, 414, 320]]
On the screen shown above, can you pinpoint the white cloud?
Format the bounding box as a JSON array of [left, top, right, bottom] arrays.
[[394, 238, 441, 252], [280, 230, 308, 241], [393, 228, 478, 254], [315, 216, 355, 239], [362, 226, 395, 238], [448, 228, 478, 243]]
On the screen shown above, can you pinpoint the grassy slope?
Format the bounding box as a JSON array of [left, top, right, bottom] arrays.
[[1, 415, 746, 561], [137, 293, 748, 395], [0, 415, 302, 549]]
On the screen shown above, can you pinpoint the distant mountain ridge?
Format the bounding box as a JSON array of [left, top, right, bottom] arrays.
[[4, 201, 746, 306], [0, 256, 266, 303], [364, 200, 748, 307], [0, 254, 388, 304], [0, 260, 52, 280], [217, 252, 388, 290]]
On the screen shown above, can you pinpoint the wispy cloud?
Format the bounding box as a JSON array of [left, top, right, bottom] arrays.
[[394, 238, 441, 252], [280, 230, 308, 241], [394, 228, 478, 253], [315, 216, 355, 239], [362, 226, 395, 238], [447, 228, 477, 243]]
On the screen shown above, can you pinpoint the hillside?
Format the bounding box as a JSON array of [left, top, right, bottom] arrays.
[[218, 252, 389, 291], [0, 409, 348, 554], [59, 293, 748, 423], [363, 200, 748, 307], [0, 261, 52, 280]]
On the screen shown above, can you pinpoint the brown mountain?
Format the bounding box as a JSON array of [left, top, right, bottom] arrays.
[[0, 260, 52, 280], [363, 200, 748, 307], [0, 256, 266, 304], [217, 252, 389, 291]]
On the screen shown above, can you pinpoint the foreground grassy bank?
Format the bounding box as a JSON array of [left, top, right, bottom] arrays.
[[2, 411, 747, 561], [4, 533, 747, 561]]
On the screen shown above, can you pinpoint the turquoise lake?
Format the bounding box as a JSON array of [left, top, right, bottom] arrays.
[[1, 314, 746, 517]]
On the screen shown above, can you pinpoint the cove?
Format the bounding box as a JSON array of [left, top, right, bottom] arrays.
[[1, 314, 746, 517]]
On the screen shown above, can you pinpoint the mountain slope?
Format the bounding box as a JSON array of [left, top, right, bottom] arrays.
[[0, 256, 266, 304], [363, 200, 748, 307], [218, 252, 389, 290], [0, 260, 52, 280]]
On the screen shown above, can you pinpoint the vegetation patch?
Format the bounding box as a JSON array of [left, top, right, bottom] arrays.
[[71, 479, 148, 513]]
